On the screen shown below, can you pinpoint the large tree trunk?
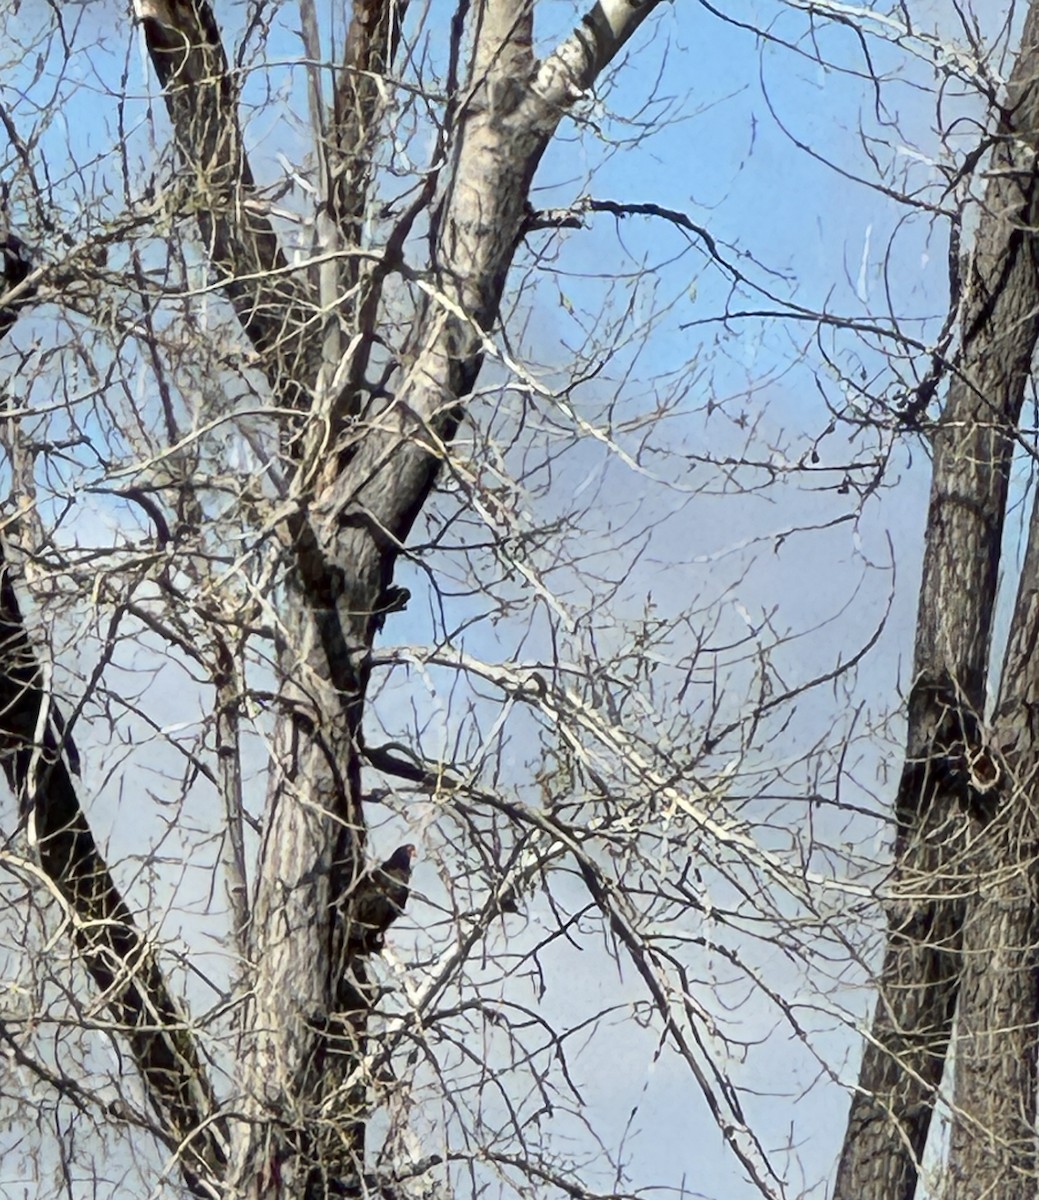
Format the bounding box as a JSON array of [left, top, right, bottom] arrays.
[[235, 4, 661, 1188], [125, 2, 667, 1195], [834, 5, 1039, 1196]]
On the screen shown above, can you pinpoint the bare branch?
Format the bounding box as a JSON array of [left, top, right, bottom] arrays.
[[134, 0, 319, 413], [0, 543, 227, 1196]]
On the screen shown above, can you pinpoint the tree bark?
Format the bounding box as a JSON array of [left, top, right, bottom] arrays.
[[236, 4, 665, 1190], [834, 5, 1039, 1196], [943, 493, 1039, 1197], [134, 0, 320, 414], [125, 0, 669, 1195]]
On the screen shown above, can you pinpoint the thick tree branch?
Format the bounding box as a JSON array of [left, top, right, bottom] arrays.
[[315, 0, 670, 530], [134, 0, 319, 413], [0, 543, 227, 1197], [332, 0, 409, 259], [534, 0, 660, 104]]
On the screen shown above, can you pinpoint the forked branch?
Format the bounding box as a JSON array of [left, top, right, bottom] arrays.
[[135, 0, 319, 413]]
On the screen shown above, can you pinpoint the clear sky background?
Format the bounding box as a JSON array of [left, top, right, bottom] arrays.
[[0, 2, 1025, 1197]]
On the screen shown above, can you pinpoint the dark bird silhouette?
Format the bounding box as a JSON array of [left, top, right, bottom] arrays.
[[0, 233, 30, 289], [0, 231, 32, 341], [347, 844, 415, 955]]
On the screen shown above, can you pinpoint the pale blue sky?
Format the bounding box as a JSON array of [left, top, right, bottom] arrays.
[[0, 3, 1021, 1198]]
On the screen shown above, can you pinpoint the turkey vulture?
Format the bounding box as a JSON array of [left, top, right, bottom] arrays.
[[346, 844, 415, 955]]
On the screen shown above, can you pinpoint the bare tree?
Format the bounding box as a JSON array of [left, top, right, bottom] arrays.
[[9, 2, 1039, 1199], [4, 2, 755, 1198]]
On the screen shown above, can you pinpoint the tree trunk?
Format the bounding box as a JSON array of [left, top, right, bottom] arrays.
[[138, 2, 667, 1195], [834, 4, 1039, 1195], [943, 492, 1039, 1197], [2, 2, 672, 1194]]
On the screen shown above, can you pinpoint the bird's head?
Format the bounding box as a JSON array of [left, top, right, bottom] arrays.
[[385, 844, 416, 872]]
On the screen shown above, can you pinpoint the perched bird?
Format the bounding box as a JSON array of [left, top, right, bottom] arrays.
[[347, 844, 416, 955], [0, 231, 32, 339]]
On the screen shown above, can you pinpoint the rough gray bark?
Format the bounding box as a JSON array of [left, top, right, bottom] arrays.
[[943, 501, 1039, 1199], [834, 5, 1039, 1196]]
